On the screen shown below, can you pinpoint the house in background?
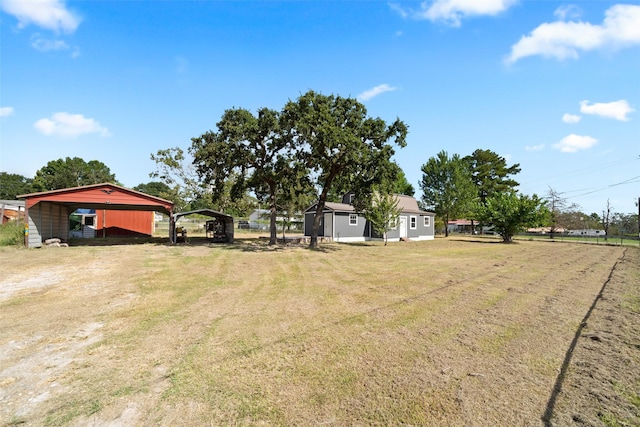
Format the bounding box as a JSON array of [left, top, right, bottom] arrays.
[[0, 200, 25, 224], [304, 193, 435, 243], [248, 209, 303, 230]]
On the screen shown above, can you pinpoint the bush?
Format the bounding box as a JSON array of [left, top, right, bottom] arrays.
[[0, 221, 25, 247]]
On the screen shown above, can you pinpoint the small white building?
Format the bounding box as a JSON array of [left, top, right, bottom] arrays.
[[568, 229, 606, 236]]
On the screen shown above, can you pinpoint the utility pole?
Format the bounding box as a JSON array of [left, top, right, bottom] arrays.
[[637, 196, 640, 238]]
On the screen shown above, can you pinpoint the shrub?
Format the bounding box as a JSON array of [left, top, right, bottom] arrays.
[[0, 220, 25, 247]]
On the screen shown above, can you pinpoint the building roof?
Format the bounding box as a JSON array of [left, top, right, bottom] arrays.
[[173, 208, 233, 221], [305, 194, 434, 215], [17, 182, 174, 215], [395, 194, 433, 214]]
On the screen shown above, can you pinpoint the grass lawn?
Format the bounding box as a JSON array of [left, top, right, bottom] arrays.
[[0, 237, 638, 426]]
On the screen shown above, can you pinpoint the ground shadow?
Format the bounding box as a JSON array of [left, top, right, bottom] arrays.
[[541, 249, 626, 425], [448, 237, 504, 244], [68, 237, 170, 247], [173, 236, 340, 253]]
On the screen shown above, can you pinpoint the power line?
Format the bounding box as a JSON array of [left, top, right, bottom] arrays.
[[566, 175, 640, 199]]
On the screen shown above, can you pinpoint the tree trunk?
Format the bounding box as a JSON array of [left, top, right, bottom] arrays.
[[269, 185, 277, 245], [444, 214, 449, 237], [309, 204, 323, 249]]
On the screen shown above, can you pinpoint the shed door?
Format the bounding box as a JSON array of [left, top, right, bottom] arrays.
[[399, 216, 407, 238], [323, 213, 333, 237]]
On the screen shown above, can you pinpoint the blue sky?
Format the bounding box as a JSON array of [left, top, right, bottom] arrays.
[[1, 0, 639, 216]]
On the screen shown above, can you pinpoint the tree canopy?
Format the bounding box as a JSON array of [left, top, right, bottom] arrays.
[[464, 149, 520, 205], [0, 172, 33, 199], [475, 192, 549, 243], [281, 90, 407, 248], [191, 107, 305, 245], [133, 181, 172, 199], [420, 150, 476, 237], [390, 163, 415, 196], [32, 157, 117, 192]]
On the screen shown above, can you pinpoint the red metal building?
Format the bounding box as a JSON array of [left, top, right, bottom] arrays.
[[18, 183, 174, 247]]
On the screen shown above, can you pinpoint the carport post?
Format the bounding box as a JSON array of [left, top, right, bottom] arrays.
[[169, 213, 176, 243]]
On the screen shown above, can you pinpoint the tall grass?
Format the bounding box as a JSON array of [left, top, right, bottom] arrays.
[[0, 221, 25, 247]]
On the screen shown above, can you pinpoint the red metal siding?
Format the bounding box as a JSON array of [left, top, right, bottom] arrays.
[[95, 210, 153, 237]]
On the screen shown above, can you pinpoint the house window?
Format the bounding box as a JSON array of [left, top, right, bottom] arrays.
[[410, 216, 417, 229], [349, 214, 358, 226], [424, 216, 431, 227]]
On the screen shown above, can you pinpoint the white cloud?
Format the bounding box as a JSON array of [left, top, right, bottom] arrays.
[[1, 0, 81, 33], [31, 37, 69, 52], [506, 4, 640, 64], [554, 5, 582, 21], [562, 113, 581, 124], [525, 144, 545, 152], [553, 134, 597, 153], [357, 84, 398, 102], [34, 112, 110, 138], [394, 0, 517, 27], [388, 3, 409, 19], [0, 107, 15, 117], [580, 100, 634, 121]]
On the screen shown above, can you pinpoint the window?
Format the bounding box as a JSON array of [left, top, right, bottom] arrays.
[[349, 214, 358, 226], [410, 216, 417, 229], [424, 216, 431, 227], [84, 216, 94, 226]]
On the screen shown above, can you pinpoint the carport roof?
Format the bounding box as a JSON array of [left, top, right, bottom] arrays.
[[18, 182, 174, 215], [173, 209, 233, 220]]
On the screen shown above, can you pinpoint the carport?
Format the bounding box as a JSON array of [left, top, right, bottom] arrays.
[[18, 183, 175, 247], [173, 209, 234, 243]]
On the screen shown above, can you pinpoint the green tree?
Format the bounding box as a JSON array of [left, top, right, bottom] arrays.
[[390, 163, 415, 196], [32, 157, 116, 191], [363, 191, 401, 246], [464, 149, 520, 204], [475, 192, 549, 243], [150, 147, 207, 212], [191, 107, 301, 245], [0, 172, 33, 198], [420, 150, 476, 237], [464, 149, 520, 233], [281, 90, 407, 249], [133, 181, 172, 199]]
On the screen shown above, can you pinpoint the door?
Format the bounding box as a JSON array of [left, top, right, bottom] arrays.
[[399, 216, 407, 238], [323, 213, 333, 237], [82, 215, 97, 238]]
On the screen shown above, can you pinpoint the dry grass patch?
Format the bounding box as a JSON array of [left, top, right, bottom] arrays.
[[0, 238, 636, 426]]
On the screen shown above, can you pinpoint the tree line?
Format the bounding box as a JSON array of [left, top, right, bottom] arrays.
[[2, 90, 637, 246]]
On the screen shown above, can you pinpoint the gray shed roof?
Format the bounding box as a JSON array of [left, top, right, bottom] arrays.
[[305, 195, 435, 215]]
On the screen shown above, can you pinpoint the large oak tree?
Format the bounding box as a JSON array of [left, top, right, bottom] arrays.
[[281, 90, 408, 249], [191, 107, 303, 245]]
